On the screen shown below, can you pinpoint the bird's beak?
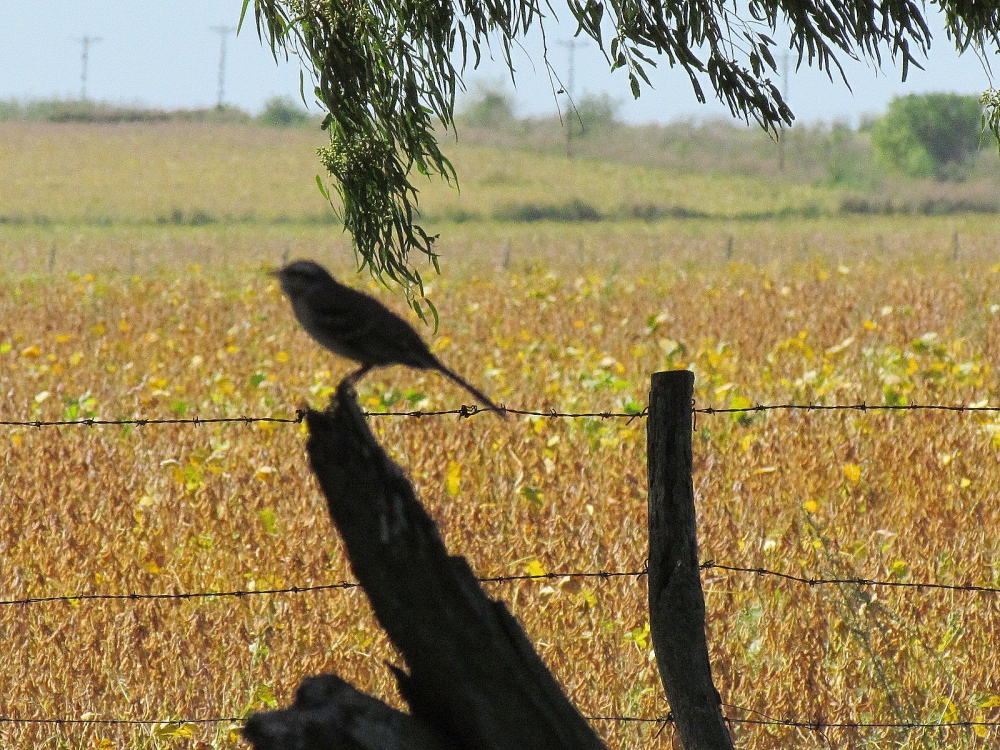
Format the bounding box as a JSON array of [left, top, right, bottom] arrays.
[[267, 268, 282, 278]]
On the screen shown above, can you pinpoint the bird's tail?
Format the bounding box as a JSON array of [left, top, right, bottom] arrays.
[[436, 364, 507, 419]]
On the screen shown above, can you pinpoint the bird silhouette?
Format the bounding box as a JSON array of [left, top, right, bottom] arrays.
[[273, 259, 505, 417]]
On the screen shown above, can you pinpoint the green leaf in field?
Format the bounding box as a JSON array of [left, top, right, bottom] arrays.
[[521, 486, 545, 508], [259, 508, 278, 535], [250, 373, 266, 388], [255, 683, 278, 708], [622, 399, 645, 415]]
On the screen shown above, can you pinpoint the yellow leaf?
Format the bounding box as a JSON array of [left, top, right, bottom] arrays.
[[582, 588, 598, 608], [153, 722, 193, 739], [118, 320, 129, 332], [445, 461, 461, 496], [525, 559, 546, 578], [255, 466, 278, 483], [843, 463, 861, 483], [276, 351, 290, 363], [960, 477, 971, 489], [91, 323, 106, 336], [20, 345, 41, 358], [626, 623, 651, 649], [142, 560, 163, 575], [755, 466, 777, 474], [974, 714, 987, 738], [729, 395, 752, 411], [802, 499, 819, 513], [55, 333, 72, 343], [863, 320, 878, 331]]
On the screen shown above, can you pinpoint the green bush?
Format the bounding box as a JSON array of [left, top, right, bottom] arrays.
[[459, 80, 516, 127], [572, 93, 621, 136], [871, 93, 984, 179], [257, 96, 311, 128]]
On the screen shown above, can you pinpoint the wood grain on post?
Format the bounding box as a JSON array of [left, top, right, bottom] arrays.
[[647, 371, 734, 750]]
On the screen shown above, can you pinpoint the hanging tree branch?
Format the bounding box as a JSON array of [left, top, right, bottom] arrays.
[[244, 0, 1000, 283]]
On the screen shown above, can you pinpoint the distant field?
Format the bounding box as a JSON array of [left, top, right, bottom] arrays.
[[2, 123, 1000, 749], [0, 120, 842, 226]]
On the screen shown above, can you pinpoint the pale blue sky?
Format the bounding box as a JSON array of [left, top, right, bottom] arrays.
[[1, 1, 996, 126]]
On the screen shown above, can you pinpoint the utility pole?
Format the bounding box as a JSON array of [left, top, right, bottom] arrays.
[[75, 35, 102, 100], [210, 26, 237, 109], [557, 39, 581, 158], [778, 51, 790, 171]]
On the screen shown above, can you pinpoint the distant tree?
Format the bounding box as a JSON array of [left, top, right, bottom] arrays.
[[574, 93, 621, 136], [871, 93, 985, 179], [244, 0, 1000, 289], [258, 95, 311, 127], [458, 80, 516, 128]]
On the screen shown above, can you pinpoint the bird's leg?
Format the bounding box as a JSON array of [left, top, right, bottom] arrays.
[[346, 364, 372, 385]]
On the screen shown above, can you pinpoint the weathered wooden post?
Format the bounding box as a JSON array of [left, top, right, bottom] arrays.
[[244, 382, 608, 750], [647, 370, 734, 750]]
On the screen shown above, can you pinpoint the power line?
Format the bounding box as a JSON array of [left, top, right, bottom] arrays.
[[556, 38, 583, 157], [74, 35, 102, 101], [210, 26, 237, 108]]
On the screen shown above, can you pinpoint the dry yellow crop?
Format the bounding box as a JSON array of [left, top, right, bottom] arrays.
[[2, 246, 1000, 749]]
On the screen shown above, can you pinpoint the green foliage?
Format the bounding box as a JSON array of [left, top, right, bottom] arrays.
[[495, 199, 601, 222], [0, 99, 23, 120], [257, 96, 312, 127], [247, 0, 1000, 284], [459, 80, 516, 128], [871, 93, 984, 179], [984, 88, 1000, 154], [572, 93, 620, 136], [0, 98, 252, 124]]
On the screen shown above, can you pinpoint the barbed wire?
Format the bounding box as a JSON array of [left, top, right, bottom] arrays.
[[703, 562, 1000, 594], [0, 414, 307, 428], [0, 406, 643, 428], [696, 402, 1000, 415], [6, 399, 1000, 429], [3, 710, 997, 732], [0, 569, 645, 607], [5, 562, 998, 608]]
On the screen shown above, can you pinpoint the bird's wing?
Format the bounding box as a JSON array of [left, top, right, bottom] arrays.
[[307, 284, 435, 368]]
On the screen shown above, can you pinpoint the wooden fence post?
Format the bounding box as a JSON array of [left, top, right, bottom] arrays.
[[243, 382, 608, 750], [647, 370, 734, 750]]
